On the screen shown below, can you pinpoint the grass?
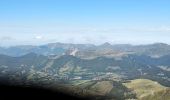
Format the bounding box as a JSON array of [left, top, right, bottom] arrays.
[[90, 81, 113, 95], [69, 80, 91, 86], [123, 79, 170, 100]]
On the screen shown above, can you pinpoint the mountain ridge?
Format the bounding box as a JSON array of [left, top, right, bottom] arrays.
[[0, 42, 170, 57]]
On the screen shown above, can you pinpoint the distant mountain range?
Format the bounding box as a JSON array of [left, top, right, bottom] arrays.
[[0, 42, 170, 100], [0, 42, 170, 57]]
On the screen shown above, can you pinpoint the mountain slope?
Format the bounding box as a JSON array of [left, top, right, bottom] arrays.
[[123, 79, 170, 100]]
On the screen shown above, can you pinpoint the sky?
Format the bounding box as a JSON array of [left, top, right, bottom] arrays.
[[0, 0, 170, 46]]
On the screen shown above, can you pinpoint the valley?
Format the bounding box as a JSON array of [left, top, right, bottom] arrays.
[[0, 42, 170, 100]]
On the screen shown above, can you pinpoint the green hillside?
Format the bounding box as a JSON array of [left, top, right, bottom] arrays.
[[123, 79, 170, 100]]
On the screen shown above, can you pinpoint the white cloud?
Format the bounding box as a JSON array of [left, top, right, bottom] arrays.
[[1, 25, 170, 46], [35, 35, 43, 40]]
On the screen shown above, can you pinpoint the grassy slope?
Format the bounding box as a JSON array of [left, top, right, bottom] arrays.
[[90, 81, 113, 95], [123, 79, 170, 100], [68, 80, 134, 100]]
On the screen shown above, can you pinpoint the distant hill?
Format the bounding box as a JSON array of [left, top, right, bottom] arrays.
[[0, 53, 170, 86]]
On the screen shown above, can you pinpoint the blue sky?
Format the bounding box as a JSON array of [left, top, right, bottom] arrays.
[[0, 0, 170, 46]]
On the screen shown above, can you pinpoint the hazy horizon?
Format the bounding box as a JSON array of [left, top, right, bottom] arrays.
[[1, 0, 170, 46], [0, 41, 169, 48]]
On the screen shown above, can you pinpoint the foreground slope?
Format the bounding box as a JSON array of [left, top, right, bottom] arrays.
[[123, 79, 170, 100]]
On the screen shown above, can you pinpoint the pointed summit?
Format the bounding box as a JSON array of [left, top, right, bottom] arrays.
[[100, 42, 112, 48]]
